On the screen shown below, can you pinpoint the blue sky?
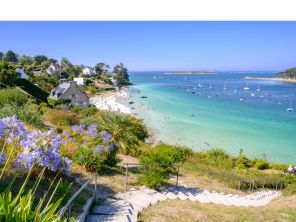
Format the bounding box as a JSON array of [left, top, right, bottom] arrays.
[[0, 21, 295, 71]]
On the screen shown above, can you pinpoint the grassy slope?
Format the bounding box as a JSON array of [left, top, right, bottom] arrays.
[[139, 197, 296, 222]]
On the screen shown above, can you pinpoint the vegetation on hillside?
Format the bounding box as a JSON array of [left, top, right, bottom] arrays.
[[278, 67, 296, 79]]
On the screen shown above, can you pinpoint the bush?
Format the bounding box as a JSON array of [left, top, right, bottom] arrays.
[[270, 163, 289, 171], [282, 183, 296, 196], [0, 88, 28, 107], [74, 146, 106, 172], [236, 155, 254, 169], [255, 159, 270, 170], [97, 111, 148, 153], [80, 117, 98, 126], [46, 109, 79, 127], [139, 144, 185, 188], [0, 104, 44, 128]]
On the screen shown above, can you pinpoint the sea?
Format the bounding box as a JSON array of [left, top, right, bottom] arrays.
[[122, 71, 296, 164]]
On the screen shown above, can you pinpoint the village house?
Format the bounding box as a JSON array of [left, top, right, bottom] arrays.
[[47, 63, 58, 76], [82, 66, 95, 76], [73, 77, 85, 86], [49, 81, 89, 108], [16, 68, 29, 79]]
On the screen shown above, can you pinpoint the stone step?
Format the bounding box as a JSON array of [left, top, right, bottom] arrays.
[[86, 214, 136, 222]]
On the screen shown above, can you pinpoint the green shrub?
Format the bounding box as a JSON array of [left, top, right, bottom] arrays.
[[282, 183, 296, 196], [236, 155, 254, 169], [71, 105, 82, 114], [139, 144, 185, 188], [81, 106, 97, 117], [255, 159, 270, 170], [80, 117, 98, 127], [0, 88, 28, 107], [74, 146, 105, 172], [97, 111, 148, 153], [0, 104, 44, 128], [270, 163, 289, 171], [46, 109, 79, 127]]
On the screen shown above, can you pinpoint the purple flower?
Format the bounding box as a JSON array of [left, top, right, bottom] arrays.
[[99, 130, 112, 142], [1, 115, 28, 143], [59, 157, 72, 175], [71, 124, 85, 134], [93, 145, 106, 155], [0, 151, 6, 165], [87, 124, 97, 138], [13, 152, 37, 173], [0, 120, 6, 139]]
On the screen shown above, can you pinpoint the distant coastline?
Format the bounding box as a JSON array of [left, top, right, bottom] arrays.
[[244, 76, 296, 84], [164, 71, 214, 75]]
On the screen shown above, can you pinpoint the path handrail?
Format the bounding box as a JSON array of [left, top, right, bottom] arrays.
[[59, 173, 97, 221]]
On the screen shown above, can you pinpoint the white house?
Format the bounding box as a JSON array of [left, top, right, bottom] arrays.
[[73, 77, 85, 86], [16, 68, 29, 79], [82, 66, 95, 76], [47, 64, 57, 76]]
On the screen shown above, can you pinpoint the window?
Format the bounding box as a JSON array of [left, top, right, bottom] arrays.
[[70, 94, 77, 98]]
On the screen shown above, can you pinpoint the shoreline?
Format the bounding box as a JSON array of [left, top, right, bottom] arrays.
[[244, 76, 296, 84], [89, 88, 132, 114]]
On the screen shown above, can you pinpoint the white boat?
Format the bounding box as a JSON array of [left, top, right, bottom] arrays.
[[198, 81, 203, 88], [287, 107, 294, 112], [233, 88, 237, 93], [256, 84, 261, 92], [223, 82, 227, 91], [243, 83, 250, 90], [251, 93, 255, 97], [240, 96, 246, 101], [209, 83, 212, 89], [184, 76, 187, 81], [153, 76, 156, 79], [208, 96, 213, 99]]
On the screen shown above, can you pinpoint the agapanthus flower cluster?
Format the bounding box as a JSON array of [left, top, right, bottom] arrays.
[[93, 144, 114, 155], [72, 124, 99, 139], [0, 115, 28, 143], [99, 130, 112, 142], [0, 151, 6, 165], [14, 129, 71, 174]]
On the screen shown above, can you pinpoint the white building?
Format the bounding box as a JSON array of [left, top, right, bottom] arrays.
[[82, 66, 95, 76], [73, 77, 85, 86], [16, 68, 29, 79], [47, 64, 57, 76]]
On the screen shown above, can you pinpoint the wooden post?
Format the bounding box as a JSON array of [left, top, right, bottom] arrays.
[[176, 165, 180, 188], [125, 163, 128, 192], [67, 203, 71, 222], [94, 173, 97, 201]]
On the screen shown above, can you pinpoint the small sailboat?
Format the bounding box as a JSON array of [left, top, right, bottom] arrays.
[[153, 76, 156, 79], [223, 82, 227, 91], [243, 83, 250, 90], [256, 84, 261, 92], [240, 96, 246, 101], [209, 83, 212, 89], [287, 101, 294, 112], [184, 76, 187, 81], [208, 95, 213, 99], [251, 93, 255, 97], [198, 81, 203, 88], [233, 88, 238, 93]]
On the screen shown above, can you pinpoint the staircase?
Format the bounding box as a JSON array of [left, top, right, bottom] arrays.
[[86, 186, 280, 222]]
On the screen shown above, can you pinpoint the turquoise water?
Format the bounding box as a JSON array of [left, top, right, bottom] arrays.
[[127, 72, 296, 164]]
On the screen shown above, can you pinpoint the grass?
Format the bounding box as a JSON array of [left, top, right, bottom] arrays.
[[138, 197, 296, 222], [0, 170, 92, 218]]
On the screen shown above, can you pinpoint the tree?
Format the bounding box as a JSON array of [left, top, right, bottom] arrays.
[[34, 55, 48, 65], [0, 52, 4, 61], [4, 50, 18, 63], [0, 61, 19, 86], [19, 55, 34, 66], [278, 67, 296, 79], [61, 57, 72, 68], [94, 62, 110, 78], [113, 63, 129, 86]]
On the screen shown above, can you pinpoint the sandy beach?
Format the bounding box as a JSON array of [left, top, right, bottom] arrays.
[[244, 76, 296, 84], [89, 89, 132, 114]]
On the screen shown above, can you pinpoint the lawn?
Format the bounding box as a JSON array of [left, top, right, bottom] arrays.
[[138, 195, 296, 222]]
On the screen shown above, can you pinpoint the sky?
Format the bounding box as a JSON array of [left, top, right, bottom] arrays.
[[0, 21, 295, 71]]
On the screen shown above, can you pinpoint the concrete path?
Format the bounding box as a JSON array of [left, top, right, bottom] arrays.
[[86, 186, 280, 222]]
